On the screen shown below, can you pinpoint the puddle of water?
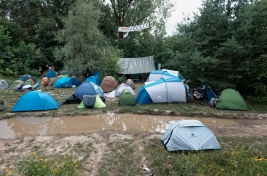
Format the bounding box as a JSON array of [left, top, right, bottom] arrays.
[[0, 113, 238, 139]]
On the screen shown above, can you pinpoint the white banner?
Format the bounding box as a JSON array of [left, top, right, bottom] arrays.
[[118, 23, 149, 32]]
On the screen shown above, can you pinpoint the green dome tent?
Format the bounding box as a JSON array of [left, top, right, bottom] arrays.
[[216, 88, 249, 111], [118, 89, 136, 106]]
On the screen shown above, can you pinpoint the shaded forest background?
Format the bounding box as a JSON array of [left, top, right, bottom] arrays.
[[0, 0, 267, 99]]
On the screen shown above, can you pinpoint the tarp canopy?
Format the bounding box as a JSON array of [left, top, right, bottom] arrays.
[[161, 120, 221, 151], [118, 56, 155, 74]]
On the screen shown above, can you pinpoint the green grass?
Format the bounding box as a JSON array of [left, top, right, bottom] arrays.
[[1, 134, 267, 175]]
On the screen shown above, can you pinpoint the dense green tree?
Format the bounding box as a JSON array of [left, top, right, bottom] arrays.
[[0, 19, 42, 77], [0, 0, 74, 70], [54, 0, 120, 77], [164, 0, 267, 95]]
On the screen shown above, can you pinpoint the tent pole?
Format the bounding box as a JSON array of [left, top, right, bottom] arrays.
[[149, 30, 155, 67]]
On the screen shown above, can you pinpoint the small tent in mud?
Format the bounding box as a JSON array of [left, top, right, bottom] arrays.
[[161, 120, 221, 151], [0, 79, 9, 90], [77, 94, 106, 109], [216, 88, 249, 111], [115, 83, 135, 97], [135, 77, 186, 105], [11, 91, 59, 112], [118, 89, 136, 106], [100, 76, 118, 93]]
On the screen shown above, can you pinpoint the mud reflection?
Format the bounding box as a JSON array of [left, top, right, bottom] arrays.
[[0, 113, 238, 139]]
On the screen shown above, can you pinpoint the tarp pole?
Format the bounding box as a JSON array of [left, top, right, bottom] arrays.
[[149, 30, 156, 68]]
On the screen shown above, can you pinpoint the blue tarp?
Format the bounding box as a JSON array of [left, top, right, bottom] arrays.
[[11, 91, 59, 112]]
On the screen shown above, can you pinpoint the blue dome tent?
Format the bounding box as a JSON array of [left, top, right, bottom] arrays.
[[61, 82, 105, 105], [54, 77, 81, 88], [85, 76, 102, 86], [75, 82, 104, 99], [54, 77, 72, 88], [11, 91, 59, 112], [46, 69, 57, 78]]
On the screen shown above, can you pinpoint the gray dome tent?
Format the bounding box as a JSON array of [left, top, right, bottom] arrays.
[[161, 120, 220, 151], [0, 79, 9, 90]]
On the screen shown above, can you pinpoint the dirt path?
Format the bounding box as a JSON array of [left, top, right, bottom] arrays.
[[0, 118, 267, 175]]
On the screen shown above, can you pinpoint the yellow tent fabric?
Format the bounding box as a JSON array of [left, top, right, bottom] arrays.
[[77, 94, 106, 109]]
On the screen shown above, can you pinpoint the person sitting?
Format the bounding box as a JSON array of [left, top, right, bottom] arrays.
[[193, 88, 204, 105], [42, 75, 49, 90], [209, 94, 220, 108]]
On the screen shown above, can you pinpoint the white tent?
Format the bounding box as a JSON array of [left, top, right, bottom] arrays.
[[162, 69, 184, 80], [115, 83, 135, 97], [0, 79, 9, 90], [135, 77, 186, 105], [161, 120, 221, 151], [147, 70, 177, 82]]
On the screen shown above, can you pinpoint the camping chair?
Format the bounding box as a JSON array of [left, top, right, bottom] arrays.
[[190, 91, 204, 105]]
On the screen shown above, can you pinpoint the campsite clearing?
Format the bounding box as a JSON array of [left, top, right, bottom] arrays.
[[0, 82, 267, 175]]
